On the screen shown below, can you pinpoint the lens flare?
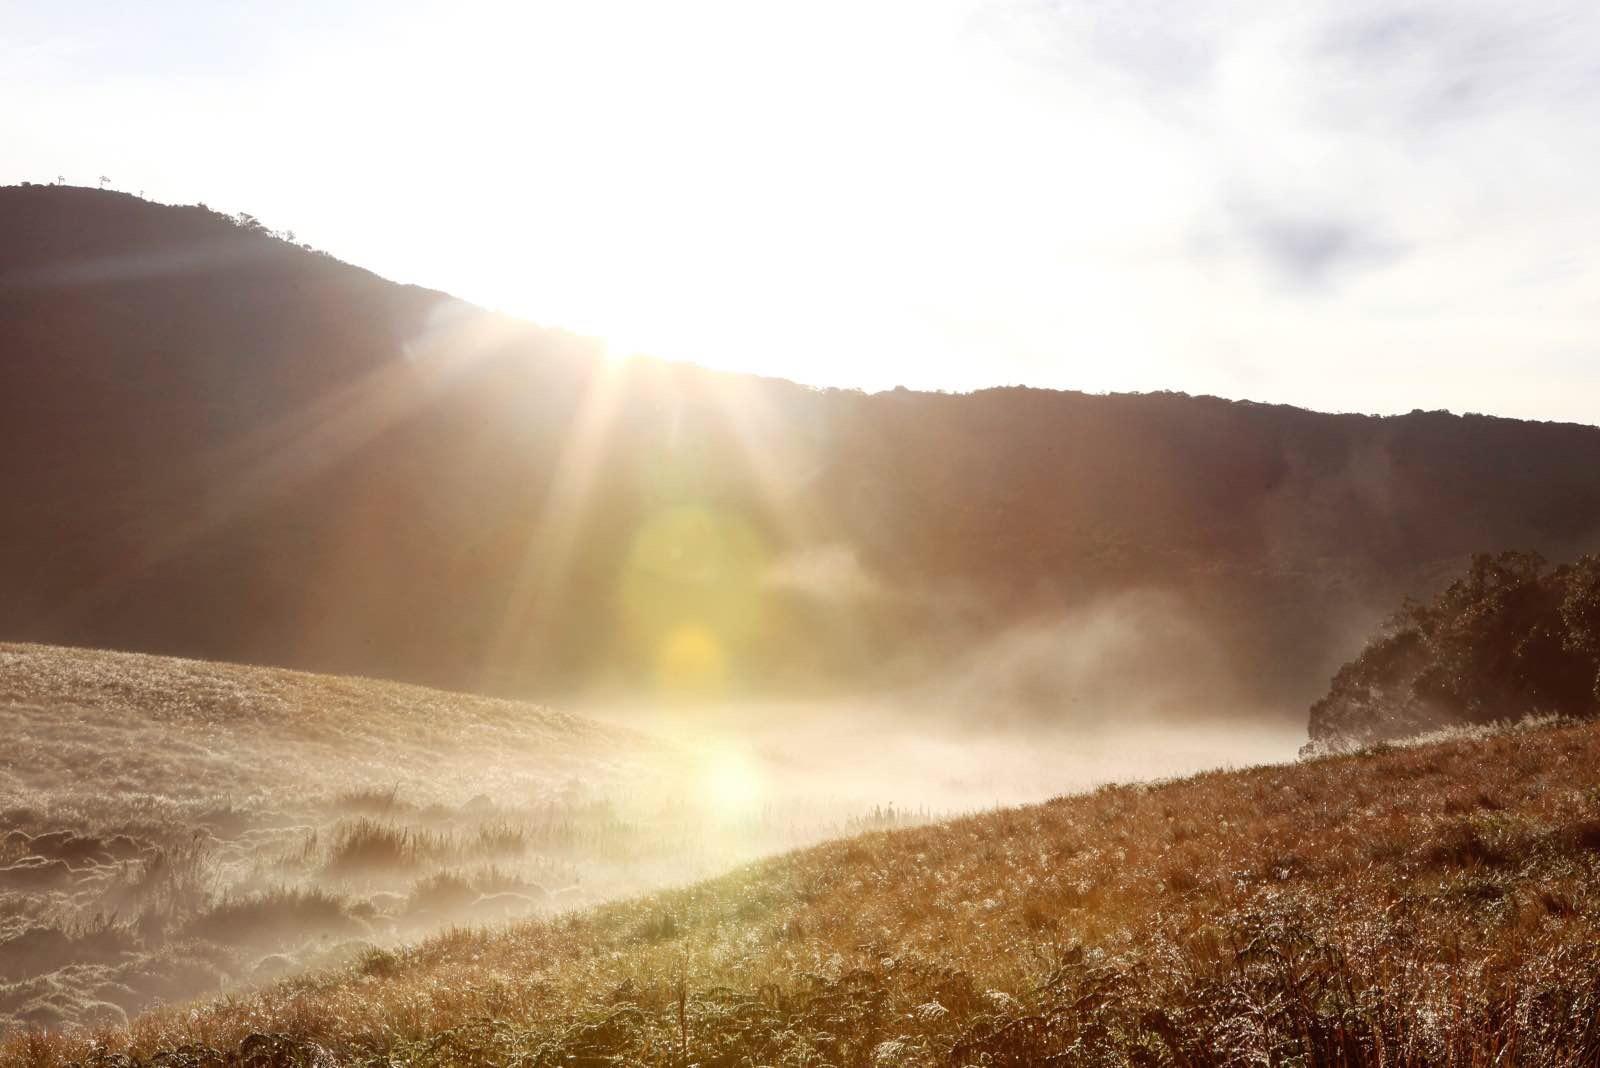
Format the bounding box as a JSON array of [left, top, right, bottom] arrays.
[[657, 624, 727, 693], [618, 504, 768, 693]]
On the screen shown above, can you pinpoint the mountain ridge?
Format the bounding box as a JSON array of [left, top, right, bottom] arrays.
[[7, 183, 1600, 728]]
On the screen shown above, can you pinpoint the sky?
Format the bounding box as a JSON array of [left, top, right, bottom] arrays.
[[4, 0, 1599, 424]]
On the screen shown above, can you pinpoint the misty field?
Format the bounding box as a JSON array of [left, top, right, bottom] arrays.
[[8, 698, 1600, 1065], [0, 638, 1308, 1041], [0, 643, 945, 1038]]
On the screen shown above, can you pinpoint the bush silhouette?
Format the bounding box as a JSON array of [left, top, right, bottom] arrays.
[[1309, 550, 1600, 746]]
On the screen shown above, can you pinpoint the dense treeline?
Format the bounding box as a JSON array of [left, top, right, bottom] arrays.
[[6, 184, 1600, 722], [1308, 551, 1600, 747]]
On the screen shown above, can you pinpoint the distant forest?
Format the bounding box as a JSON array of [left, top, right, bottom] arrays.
[[6, 184, 1600, 729]]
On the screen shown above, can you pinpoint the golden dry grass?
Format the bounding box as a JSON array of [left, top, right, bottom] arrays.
[[11, 718, 1600, 1066], [0, 641, 652, 820]]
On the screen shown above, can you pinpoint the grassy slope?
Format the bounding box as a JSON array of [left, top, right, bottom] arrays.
[[2, 643, 947, 1040], [0, 641, 650, 824], [0, 643, 671, 1037], [13, 719, 1600, 1066]]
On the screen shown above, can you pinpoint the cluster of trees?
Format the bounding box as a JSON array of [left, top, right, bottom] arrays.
[[22, 181, 316, 251], [1308, 551, 1600, 747], [227, 210, 303, 247]]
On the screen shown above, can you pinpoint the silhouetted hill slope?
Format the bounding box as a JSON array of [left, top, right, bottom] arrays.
[[6, 184, 1600, 722]]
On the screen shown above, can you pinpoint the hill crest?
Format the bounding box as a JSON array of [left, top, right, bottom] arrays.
[[7, 184, 1600, 731]]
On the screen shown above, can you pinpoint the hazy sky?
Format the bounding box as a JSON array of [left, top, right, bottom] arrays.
[[5, 1, 1599, 423]]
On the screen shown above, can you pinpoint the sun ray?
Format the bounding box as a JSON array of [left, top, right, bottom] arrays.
[[481, 354, 625, 685], [41, 301, 523, 634]]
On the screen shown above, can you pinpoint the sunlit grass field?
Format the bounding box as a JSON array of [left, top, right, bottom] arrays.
[[11, 710, 1600, 1065]]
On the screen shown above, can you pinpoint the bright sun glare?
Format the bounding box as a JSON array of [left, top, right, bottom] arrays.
[[699, 746, 766, 814], [371, 0, 1150, 395]]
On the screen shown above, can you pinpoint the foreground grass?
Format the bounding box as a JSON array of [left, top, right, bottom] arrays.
[[10, 720, 1600, 1066]]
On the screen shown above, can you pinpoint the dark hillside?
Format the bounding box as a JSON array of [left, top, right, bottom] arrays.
[[6, 184, 1600, 720]]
